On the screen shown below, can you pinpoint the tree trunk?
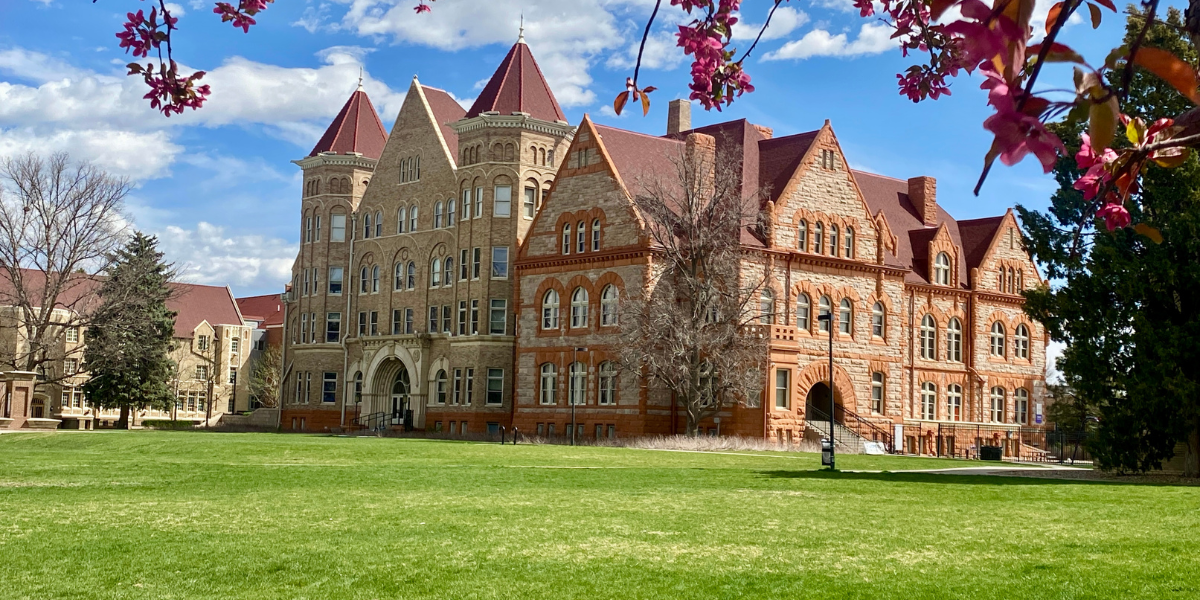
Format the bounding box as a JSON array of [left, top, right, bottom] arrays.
[[1185, 424, 1199, 478], [116, 405, 130, 430]]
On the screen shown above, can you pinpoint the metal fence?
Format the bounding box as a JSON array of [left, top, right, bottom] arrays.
[[898, 423, 1063, 462]]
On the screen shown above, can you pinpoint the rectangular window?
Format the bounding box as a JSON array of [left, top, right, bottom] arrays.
[[326, 312, 341, 343], [871, 372, 884, 414], [305, 217, 312, 243], [229, 367, 237, 385], [493, 185, 512, 217], [470, 300, 480, 334], [472, 248, 481, 279], [329, 267, 343, 295], [523, 186, 536, 218], [404, 308, 414, 334], [486, 368, 503, 405], [195, 365, 208, 380], [301, 314, 308, 344], [491, 247, 509, 279], [65, 326, 80, 343], [322, 372, 337, 403], [198, 336, 209, 351], [369, 311, 379, 336], [489, 299, 506, 335], [331, 214, 346, 242], [474, 186, 483, 218], [453, 369, 462, 404], [459, 249, 469, 280], [465, 368, 474, 405], [64, 358, 78, 375], [230, 338, 240, 354], [774, 369, 789, 409], [358, 312, 367, 336], [305, 372, 312, 403], [303, 269, 310, 296], [442, 305, 451, 333], [462, 188, 472, 219], [310, 313, 316, 343], [429, 306, 439, 333], [458, 301, 467, 335], [392, 309, 402, 335], [315, 215, 321, 242]]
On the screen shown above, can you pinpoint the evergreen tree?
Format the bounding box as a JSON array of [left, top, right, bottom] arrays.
[[1019, 8, 1200, 476], [83, 232, 177, 429]]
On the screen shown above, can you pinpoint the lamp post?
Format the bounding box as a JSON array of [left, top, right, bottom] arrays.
[[816, 311, 835, 470], [571, 346, 587, 446]]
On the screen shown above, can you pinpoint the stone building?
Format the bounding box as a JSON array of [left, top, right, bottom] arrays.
[[280, 34, 1046, 453], [0, 269, 254, 429], [513, 102, 1047, 454]]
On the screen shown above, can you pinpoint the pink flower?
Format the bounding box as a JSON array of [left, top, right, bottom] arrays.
[[853, 0, 875, 17], [414, 2, 432, 13], [1096, 201, 1131, 230]]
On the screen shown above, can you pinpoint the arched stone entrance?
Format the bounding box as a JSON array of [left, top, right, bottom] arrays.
[[805, 382, 843, 424], [796, 360, 857, 424]]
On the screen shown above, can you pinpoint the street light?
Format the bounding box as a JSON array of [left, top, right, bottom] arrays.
[[571, 346, 587, 446], [816, 311, 835, 470]]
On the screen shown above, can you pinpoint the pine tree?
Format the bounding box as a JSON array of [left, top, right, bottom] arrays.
[[83, 232, 177, 429], [1018, 8, 1200, 476]]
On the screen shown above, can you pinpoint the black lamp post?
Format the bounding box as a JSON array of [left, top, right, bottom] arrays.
[[571, 346, 587, 446], [816, 311, 835, 470]]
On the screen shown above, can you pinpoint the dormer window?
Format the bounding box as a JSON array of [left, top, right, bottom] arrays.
[[934, 252, 951, 286]]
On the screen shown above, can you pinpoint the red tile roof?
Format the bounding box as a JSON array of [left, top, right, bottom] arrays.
[[309, 89, 389, 159], [168, 283, 244, 338], [593, 123, 685, 201], [235, 293, 284, 328], [466, 42, 566, 122], [0, 269, 101, 313], [421, 85, 467, 159]]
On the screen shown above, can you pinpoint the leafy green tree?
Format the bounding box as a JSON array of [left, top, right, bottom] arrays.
[[83, 232, 177, 429], [1019, 8, 1200, 476]]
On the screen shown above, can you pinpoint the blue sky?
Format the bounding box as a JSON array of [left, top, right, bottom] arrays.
[[1, 0, 1174, 299]]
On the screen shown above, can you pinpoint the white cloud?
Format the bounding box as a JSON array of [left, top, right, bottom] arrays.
[[731, 6, 810, 41], [293, 3, 332, 33], [1046, 340, 1065, 384], [606, 30, 685, 71], [763, 22, 896, 61], [0, 127, 181, 180], [164, 3, 186, 16], [158, 222, 296, 293]]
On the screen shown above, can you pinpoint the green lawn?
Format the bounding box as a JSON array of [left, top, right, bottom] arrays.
[[0, 432, 1195, 600]]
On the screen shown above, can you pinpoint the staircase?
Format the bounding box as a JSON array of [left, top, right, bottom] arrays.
[[805, 403, 894, 454]]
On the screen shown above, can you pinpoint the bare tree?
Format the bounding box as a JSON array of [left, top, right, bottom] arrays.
[[619, 134, 769, 436], [248, 343, 282, 409], [0, 153, 129, 386]]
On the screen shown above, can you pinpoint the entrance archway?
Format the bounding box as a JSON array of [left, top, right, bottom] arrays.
[[805, 382, 843, 424]]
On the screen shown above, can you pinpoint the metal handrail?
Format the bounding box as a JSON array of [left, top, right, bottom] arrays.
[[806, 403, 894, 453]]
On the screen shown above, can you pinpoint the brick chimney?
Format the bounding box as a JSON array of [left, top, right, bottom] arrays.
[[685, 132, 716, 194], [668, 99, 692, 136], [908, 176, 938, 226]]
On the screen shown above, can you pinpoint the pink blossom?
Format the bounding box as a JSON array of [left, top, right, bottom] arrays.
[[853, 0, 875, 17], [1096, 201, 1131, 230], [414, 2, 432, 13]]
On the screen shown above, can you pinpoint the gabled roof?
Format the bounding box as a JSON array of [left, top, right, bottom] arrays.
[[168, 283, 244, 338], [0, 269, 101, 313], [592, 123, 685, 201], [759, 130, 820, 204], [957, 216, 1007, 275], [235, 294, 284, 328], [421, 85, 467, 156], [309, 88, 389, 159], [465, 41, 566, 122]]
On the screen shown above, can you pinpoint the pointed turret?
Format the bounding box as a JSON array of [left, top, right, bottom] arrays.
[[465, 41, 566, 123], [309, 88, 389, 159]]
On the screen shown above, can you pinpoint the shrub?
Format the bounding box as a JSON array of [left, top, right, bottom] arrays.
[[141, 420, 197, 430]]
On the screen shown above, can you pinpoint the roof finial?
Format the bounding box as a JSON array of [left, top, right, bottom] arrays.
[[357, 67, 364, 91], [517, 15, 525, 44]]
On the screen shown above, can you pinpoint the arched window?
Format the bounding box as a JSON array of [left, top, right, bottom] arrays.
[[759, 289, 774, 325], [797, 220, 808, 251], [934, 252, 951, 286], [569, 362, 586, 405], [409, 205, 418, 232], [434, 202, 443, 228], [1016, 270, 1024, 291], [591, 219, 601, 251], [577, 221, 586, 253], [1015, 388, 1030, 423], [542, 289, 560, 330], [796, 293, 811, 330], [814, 223, 824, 254], [394, 263, 404, 291], [947, 318, 962, 362], [406, 262, 416, 289], [447, 199, 456, 227], [371, 265, 380, 293], [539, 363, 557, 405], [921, 382, 936, 420], [598, 361, 616, 405], [571, 287, 589, 328], [359, 267, 369, 294], [398, 207, 407, 233], [1015, 324, 1030, 359], [871, 372, 884, 413], [435, 369, 447, 404], [375, 211, 382, 238], [844, 226, 854, 258], [871, 302, 885, 337], [600, 285, 618, 326], [431, 258, 442, 287], [1008, 267, 1016, 293], [830, 225, 839, 257], [363, 213, 372, 239], [990, 387, 1005, 422], [818, 295, 832, 332], [947, 384, 962, 421], [838, 298, 852, 334], [443, 257, 454, 286], [998, 268, 1006, 291], [920, 315, 936, 360], [354, 371, 363, 404], [562, 223, 571, 255], [990, 322, 1006, 357]]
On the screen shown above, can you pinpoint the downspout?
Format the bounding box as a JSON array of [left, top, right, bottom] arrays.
[[907, 288, 915, 425], [340, 215, 356, 429], [277, 295, 289, 430]]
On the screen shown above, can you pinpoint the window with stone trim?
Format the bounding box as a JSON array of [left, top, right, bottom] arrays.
[[838, 298, 852, 334], [375, 211, 382, 237], [759, 289, 774, 325], [1015, 388, 1030, 424], [539, 363, 557, 405], [920, 315, 936, 360], [398, 207, 407, 233], [774, 369, 789, 409], [921, 382, 937, 420], [947, 318, 962, 362], [562, 223, 572, 254], [844, 227, 854, 258], [796, 294, 811, 330], [494, 185, 512, 217], [797, 220, 808, 251], [409, 205, 418, 232], [486, 368, 504, 405], [598, 362, 616, 405], [871, 302, 885, 337], [830, 225, 839, 257], [431, 258, 442, 287], [1015, 324, 1030, 359], [814, 222, 824, 254], [443, 258, 454, 287], [571, 288, 589, 328], [600, 285, 618, 326], [871, 372, 884, 414], [818, 295, 832, 332], [947, 384, 963, 421], [990, 387, 1005, 422], [592, 219, 601, 251], [542, 289, 560, 330], [990, 322, 1006, 357], [448, 199, 456, 227], [434, 201, 444, 228], [934, 252, 951, 286], [569, 362, 586, 405], [435, 369, 447, 404]]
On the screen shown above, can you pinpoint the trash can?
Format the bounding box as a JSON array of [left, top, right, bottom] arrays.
[[980, 445, 1003, 461], [821, 438, 833, 466]]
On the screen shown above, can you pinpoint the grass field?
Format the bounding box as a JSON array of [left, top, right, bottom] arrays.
[[0, 431, 1196, 600]]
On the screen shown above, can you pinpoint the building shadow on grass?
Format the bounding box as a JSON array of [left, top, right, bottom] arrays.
[[758, 469, 1198, 487]]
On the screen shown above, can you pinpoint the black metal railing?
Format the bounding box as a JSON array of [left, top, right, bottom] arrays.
[[806, 403, 894, 453]]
